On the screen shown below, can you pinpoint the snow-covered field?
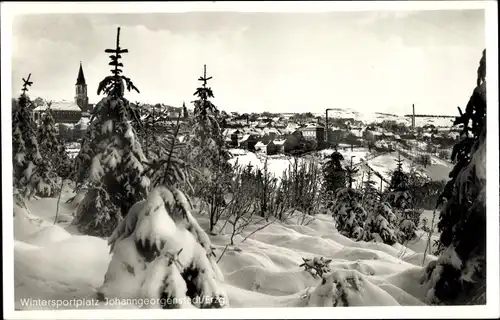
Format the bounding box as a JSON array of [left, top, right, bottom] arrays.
[[228, 148, 452, 191], [13, 183, 441, 310]]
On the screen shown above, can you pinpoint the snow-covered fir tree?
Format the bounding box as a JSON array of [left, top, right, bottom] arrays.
[[73, 27, 148, 237], [98, 111, 227, 309], [186, 65, 230, 168], [375, 156, 414, 244], [396, 163, 428, 241], [363, 202, 399, 245], [344, 157, 359, 189], [361, 168, 380, 214], [189, 64, 225, 156], [332, 183, 399, 246], [385, 152, 411, 211], [322, 146, 346, 208], [37, 101, 72, 179], [331, 188, 367, 241], [423, 49, 487, 305], [186, 64, 233, 230], [12, 74, 60, 198], [255, 157, 275, 218]]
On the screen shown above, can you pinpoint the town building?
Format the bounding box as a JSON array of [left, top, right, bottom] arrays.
[[32, 62, 92, 141], [299, 123, 325, 143], [223, 128, 241, 147], [266, 140, 285, 155], [33, 100, 83, 124], [239, 134, 259, 151], [33, 62, 91, 124], [254, 141, 268, 153]]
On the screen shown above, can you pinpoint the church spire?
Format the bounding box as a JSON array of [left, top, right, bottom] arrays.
[[76, 61, 86, 85], [75, 61, 89, 112]]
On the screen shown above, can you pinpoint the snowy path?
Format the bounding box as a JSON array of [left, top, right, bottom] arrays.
[[13, 186, 438, 310]]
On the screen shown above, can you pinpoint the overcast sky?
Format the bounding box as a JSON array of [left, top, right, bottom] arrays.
[[11, 10, 485, 115]]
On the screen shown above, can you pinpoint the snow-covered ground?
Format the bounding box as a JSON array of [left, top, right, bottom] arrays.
[[13, 184, 440, 310], [228, 148, 452, 191], [229, 148, 373, 178]]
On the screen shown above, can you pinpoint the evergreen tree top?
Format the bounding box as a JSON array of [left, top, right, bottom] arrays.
[[193, 64, 215, 101], [21, 73, 33, 96], [97, 27, 140, 98], [363, 170, 378, 191], [191, 64, 220, 120], [395, 152, 404, 172], [17, 74, 34, 109]]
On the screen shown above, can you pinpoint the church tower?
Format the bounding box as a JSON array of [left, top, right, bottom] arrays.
[[75, 62, 89, 113]]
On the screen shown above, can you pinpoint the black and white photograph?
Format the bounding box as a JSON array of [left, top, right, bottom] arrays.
[[2, 1, 499, 319]]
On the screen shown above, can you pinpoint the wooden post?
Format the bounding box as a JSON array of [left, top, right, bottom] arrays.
[[412, 104, 416, 130], [360, 171, 365, 189]]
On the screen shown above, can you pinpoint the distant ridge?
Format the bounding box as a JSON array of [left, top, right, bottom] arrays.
[[404, 114, 455, 118], [374, 112, 399, 117]]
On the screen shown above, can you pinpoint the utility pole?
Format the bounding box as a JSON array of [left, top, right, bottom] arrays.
[[325, 108, 335, 144], [412, 104, 416, 131]]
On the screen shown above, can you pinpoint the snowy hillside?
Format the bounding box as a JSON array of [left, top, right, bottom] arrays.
[[312, 108, 455, 128], [14, 183, 440, 310]]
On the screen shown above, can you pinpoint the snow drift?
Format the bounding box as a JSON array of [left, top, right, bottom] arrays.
[[13, 186, 439, 310]]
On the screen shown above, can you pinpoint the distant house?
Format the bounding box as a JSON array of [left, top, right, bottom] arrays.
[[382, 132, 395, 139], [267, 139, 285, 155], [223, 129, 241, 147], [275, 122, 287, 129], [72, 115, 91, 141], [57, 123, 75, 142], [400, 133, 417, 140], [263, 128, 282, 139], [33, 100, 82, 124], [284, 122, 299, 134], [422, 132, 433, 141], [349, 127, 364, 138], [226, 120, 243, 128], [299, 124, 325, 143], [261, 134, 273, 145], [255, 141, 268, 153], [423, 124, 437, 133], [256, 121, 273, 129], [239, 134, 259, 151], [448, 131, 461, 140], [327, 129, 346, 144], [167, 110, 182, 120], [248, 129, 262, 137]]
